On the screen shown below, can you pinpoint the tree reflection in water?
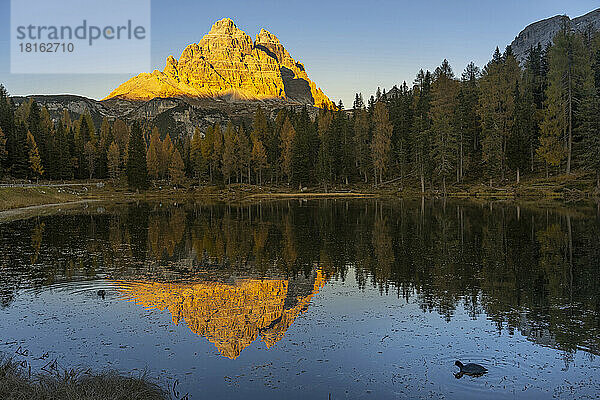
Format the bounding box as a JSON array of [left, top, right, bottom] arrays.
[[0, 199, 599, 359]]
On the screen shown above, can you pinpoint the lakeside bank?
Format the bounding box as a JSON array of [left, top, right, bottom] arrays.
[[1, 171, 598, 213]]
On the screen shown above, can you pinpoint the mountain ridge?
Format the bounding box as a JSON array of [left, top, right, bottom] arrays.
[[510, 8, 600, 63], [104, 18, 333, 108], [11, 94, 320, 138]]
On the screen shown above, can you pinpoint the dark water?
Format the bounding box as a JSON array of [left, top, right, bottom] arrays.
[[1, 199, 600, 399]]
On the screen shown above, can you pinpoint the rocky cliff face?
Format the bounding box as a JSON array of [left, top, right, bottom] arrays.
[[510, 8, 600, 64], [12, 94, 319, 138], [105, 18, 332, 108]]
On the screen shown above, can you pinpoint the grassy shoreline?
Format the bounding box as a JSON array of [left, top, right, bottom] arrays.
[[0, 172, 598, 213], [0, 357, 168, 400]]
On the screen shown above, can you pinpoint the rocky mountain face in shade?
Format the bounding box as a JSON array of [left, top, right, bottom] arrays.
[[104, 18, 333, 108], [11, 94, 319, 138], [510, 8, 600, 64]]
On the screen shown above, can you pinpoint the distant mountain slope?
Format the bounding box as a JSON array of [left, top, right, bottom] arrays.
[[510, 8, 600, 64], [104, 18, 333, 108], [11, 94, 317, 138]]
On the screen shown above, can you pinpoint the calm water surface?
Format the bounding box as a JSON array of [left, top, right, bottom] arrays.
[[1, 199, 600, 399]]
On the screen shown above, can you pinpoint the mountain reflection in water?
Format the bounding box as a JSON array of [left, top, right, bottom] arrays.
[[115, 270, 326, 359], [1, 199, 600, 363]]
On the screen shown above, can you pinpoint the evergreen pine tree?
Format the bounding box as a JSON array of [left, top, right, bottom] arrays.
[[252, 139, 268, 185], [236, 126, 251, 184], [521, 44, 547, 172], [190, 127, 205, 183], [161, 132, 174, 179], [413, 69, 433, 192], [112, 119, 129, 170], [579, 93, 600, 189], [280, 116, 296, 184], [389, 81, 413, 187], [371, 101, 393, 185], [456, 62, 481, 180], [222, 122, 237, 184], [508, 82, 534, 183], [147, 129, 161, 180], [27, 130, 44, 179], [168, 148, 185, 186], [55, 120, 71, 179], [0, 127, 7, 178], [317, 108, 334, 184], [354, 108, 371, 183], [353, 93, 365, 110], [11, 123, 29, 178], [201, 126, 214, 182], [211, 124, 223, 182], [430, 59, 459, 193], [479, 47, 520, 183], [126, 122, 148, 190], [84, 141, 97, 179], [338, 109, 353, 184], [540, 24, 593, 174], [107, 141, 120, 181], [292, 107, 319, 187]]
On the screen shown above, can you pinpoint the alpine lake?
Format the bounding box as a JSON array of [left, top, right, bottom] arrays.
[[1, 198, 600, 399]]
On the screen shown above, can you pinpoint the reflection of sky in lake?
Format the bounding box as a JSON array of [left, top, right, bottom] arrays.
[[1, 200, 600, 399], [2, 273, 600, 399]]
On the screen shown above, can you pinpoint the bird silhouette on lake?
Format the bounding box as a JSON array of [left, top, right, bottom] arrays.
[[454, 360, 487, 378], [97, 290, 106, 299]]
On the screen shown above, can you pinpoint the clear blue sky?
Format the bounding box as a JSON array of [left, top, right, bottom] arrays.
[[0, 0, 599, 107]]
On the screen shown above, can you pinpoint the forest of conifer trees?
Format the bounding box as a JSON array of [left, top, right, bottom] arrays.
[[1, 25, 600, 193]]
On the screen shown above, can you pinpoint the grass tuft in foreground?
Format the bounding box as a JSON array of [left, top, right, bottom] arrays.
[[0, 357, 168, 400]]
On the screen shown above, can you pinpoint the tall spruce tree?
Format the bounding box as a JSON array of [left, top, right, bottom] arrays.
[[84, 141, 97, 179], [280, 116, 296, 184], [508, 82, 534, 183], [317, 107, 335, 185], [389, 81, 413, 187], [26, 130, 44, 180], [190, 127, 205, 183], [522, 44, 548, 172], [146, 128, 161, 180], [0, 127, 7, 178], [161, 133, 174, 179], [252, 138, 268, 185], [579, 33, 600, 190], [413, 69, 433, 192], [371, 101, 393, 185], [353, 108, 371, 183], [236, 126, 251, 184], [540, 23, 593, 174], [107, 141, 120, 181], [126, 122, 148, 190], [479, 47, 520, 183], [211, 124, 223, 182], [168, 148, 185, 186], [578, 92, 600, 189], [292, 107, 318, 187], [430, 59, 459, 193], [201, 126, 214, 182], [456, 62, 481, 180], [222, 122, 237, 184]]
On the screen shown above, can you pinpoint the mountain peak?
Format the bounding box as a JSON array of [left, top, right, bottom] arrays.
[[208, 18, 239, 33], [256, 28, 281, 45], [510, 8, 600, 64], [104, 19, 332, 107]]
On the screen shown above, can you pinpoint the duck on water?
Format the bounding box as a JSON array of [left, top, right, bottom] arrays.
[[454, 361, 487, 378]]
